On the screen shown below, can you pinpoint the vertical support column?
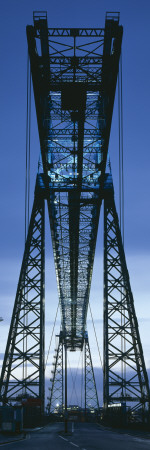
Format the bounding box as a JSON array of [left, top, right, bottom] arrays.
[[0, 191, 45, 406], [62, 340, 64, 414], [84, 331, 99, 418], [103, 200, 109, 410], [103, 188, 150, 419], [47, 332, 63, 415], [65, 344, 68, 433], [40, 200, 45, 414], [84, 339, 86, 417]]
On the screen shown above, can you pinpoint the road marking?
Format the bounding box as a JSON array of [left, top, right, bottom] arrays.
[[0, 439, 25, 446], [26, 434, 31, 439], [33, 427, 42, 431], [58, 435, 68, 441], [70, 443, 79, 448]]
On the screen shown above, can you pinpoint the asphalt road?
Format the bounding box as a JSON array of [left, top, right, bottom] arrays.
[[0, 422, 150, 449]]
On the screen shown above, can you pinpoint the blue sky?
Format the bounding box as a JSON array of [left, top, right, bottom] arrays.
[[0, 0, 150, 406]]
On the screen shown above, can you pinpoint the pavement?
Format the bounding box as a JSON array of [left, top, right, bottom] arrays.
[[0, 431, 26, 445], [0, 422, 150, 448], [0, 427, 44, 446], [99, 422, 150, 439]]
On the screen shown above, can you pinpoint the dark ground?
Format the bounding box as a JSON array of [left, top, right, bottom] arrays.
[[0, 422, 150, 449]]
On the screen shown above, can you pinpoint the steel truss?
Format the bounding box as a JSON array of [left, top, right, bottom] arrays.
[[26, 12, 122, 350], [1, 13, 149, 419], [47, 333, 63, 414], [0, 191, 45, 409], [47, 330, 99, 414], [84, 332, 99, 412], [103, 188, 150, 414]]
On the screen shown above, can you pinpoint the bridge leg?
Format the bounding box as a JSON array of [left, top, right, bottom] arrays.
[[103, 191, 150, 421], [0, 192, 45, 411], [47, 332, 63, 415], [84, 332, 99, 419], [65, 344, 68, 432]]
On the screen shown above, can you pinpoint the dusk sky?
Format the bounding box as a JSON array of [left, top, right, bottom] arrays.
[[0, 0, 150, 406]]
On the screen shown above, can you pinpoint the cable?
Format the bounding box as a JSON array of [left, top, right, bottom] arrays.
[[68, 352, 81, 406], [120, 50, 126, 393], [26, 60, 31, 384], [27, 67, 31, 228], [25, 52, 31, 241], [118, 50, 124, 243], [81, 348, 83, 408], [45, 302, 59, 368], [120, 51, 124, 245], [118, 60, 122, 232], [25, 52, 29, 242], [118, 51, 126, 397], [89, 302, 103, 369], [23, 51, 31, 389]]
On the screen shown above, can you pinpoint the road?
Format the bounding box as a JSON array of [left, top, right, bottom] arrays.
[[0, 422, 150, 449]]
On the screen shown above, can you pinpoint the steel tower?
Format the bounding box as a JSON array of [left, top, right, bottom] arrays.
[[0, 11, 149, 419]]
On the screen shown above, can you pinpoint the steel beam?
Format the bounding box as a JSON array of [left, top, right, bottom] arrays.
[[103, 186, 150, 415], [84, 332, 99, 413], [26, 14, 123, 350], [47, 332, 63, 415], [0, 189, 45, 409]]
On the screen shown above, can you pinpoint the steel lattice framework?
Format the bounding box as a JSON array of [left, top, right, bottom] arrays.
[[47, 331, 99, 414], [0, 194, 45, 407], [103, 188, 150, 413], [0, 12, 149, 418], [84, 332, 99, 411], [47, 333, 63, 414], [26, 11, 122, 350]]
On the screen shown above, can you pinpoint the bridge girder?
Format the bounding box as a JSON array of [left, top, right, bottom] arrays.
[[26, 12, 123, 349]]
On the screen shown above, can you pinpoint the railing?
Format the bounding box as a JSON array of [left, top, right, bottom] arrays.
[[33, 11, 47, 23], [105, 11, 120, 22]]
